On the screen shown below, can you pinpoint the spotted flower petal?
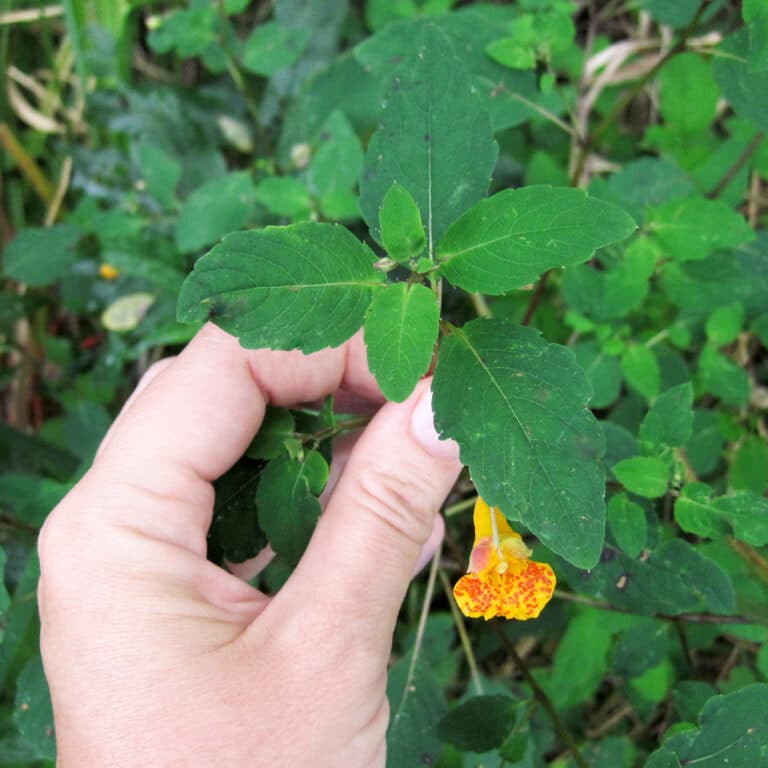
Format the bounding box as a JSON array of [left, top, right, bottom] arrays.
[[453, 498, 556, 621]]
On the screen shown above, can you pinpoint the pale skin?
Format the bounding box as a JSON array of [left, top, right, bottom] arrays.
[[38, 323, 462, 767]]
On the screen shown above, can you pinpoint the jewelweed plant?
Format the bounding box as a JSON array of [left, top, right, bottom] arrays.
[[1, 1, 768, 766]]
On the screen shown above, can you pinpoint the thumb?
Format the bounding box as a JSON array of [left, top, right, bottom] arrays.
[[271, 379, 462, 645]]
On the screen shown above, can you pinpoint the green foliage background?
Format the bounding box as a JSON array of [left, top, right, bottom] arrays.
[[1, 0, 768, 765]]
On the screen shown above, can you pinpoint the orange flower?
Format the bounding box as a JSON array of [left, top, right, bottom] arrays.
[[453, 498, 556, 621], [99, 263, 120, 280]]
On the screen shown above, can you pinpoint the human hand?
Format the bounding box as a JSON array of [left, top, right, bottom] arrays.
[[38, 324, 462, 767]]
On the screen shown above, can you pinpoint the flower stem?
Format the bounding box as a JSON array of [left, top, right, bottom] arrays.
[[490, 504, 500, 549], [398, 540, 443, 712], [439, 569, 484, 695]]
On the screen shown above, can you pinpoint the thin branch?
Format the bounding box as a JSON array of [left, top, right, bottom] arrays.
[[706, 131, 765, 199], [553, 589, 757, 625], [439, 569, 484, 695], [0, 122, 53, 203], [570, 0, 710, 186], [396, 542, 443, 715], [0, 5, 63, 25], [45, 155, 72, 226], [521, 272, 550, 326], [444, 496, 477, 518], [470, 293, 492, 318], [500, 89, 580, 139], [492, 624, 591, 768]]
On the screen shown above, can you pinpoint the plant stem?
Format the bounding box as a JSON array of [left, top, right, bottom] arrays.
[[570, 0, 709, 186], [470, 292, 492, 318], [491, 624, 591, 768], [501, 89, 579, 138], [439, 569, 484, 695], [728, 537, 768, 585], [706, 131, 765, 199], [553, 588, 756, 624], [521, 272, 550, 326], [396, 542, 443, 715], [444, 495, 477, 517], [0, 5, 64, 25], [0, 123, 53, 203], [302, 415, 370, 445]]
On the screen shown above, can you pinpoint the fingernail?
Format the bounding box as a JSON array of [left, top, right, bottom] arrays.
[[410, 387, 461, 461]]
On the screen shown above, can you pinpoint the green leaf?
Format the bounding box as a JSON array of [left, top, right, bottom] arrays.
[[13, 654, 55, 761], [358, 22, 497, 249], [745, 0, 768, 72], [612, 456, 669, 499], [0, 474, 69, 528], [209, 458, 267, 564], [639, 382, 694, 449], [685, 410, 724, 476], [177, 223, 384, 353], [706, 303, 744, 346], [751, 312, 768, 346], [675, 484, 768, 546], [635, 0, 696, 26], [225, 0, 251, 13], [437, 187, 636, 294], [256, 450, 328, 564], [647, 197, 755, 262], [247, 407, 296, 460], [657, 53, 719, 134], [254, 176, 312, 219], [437, 695, 517, 753], [696, 346, 750, 408], [525, 150, 570, 187], [307, 110, 364, 209], [573, 340, 623, 409], [661, 252, 753, 315], [612, 619, 669, 679], [651, 684, 768, 767], [241, 21, 312, 76], [432, 319, 606, 568], [621, 346, 661, 400], [729, 435, 768, 494], [355, 7, 539, 133], [0, 554, 40, 692], [2, 225, 81, 287], [557, 538, 736, 616], [548, 610, 629, 708], [715, 30, 768, 130], [363, 283, 439, 402], [486, 38, 537, 70], [562, 236, 658, 322], [590, 157, 697, 224], [631, 658, 675, 704], [365, 0, 419, 32], [379, 183, 426, 263], [645, 751, 682, 768], [0, 548, 9, 640], [175, 172, 256, 253], [607, 493, 648, 558], [387, 651, 446, 768], [134, 142, 181, 210], [148, 6, 218, 57]]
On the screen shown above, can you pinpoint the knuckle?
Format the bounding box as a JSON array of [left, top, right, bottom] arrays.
[[37, 489, 93, 594], [353, 468, 437, 549], [138, 357, 174, 389]]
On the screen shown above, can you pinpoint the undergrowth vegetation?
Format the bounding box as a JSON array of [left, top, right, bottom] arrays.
[[1, 1, 768, 766]]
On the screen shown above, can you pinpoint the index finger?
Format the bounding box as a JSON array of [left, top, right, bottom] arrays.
[[95, 323, 382, 520]]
